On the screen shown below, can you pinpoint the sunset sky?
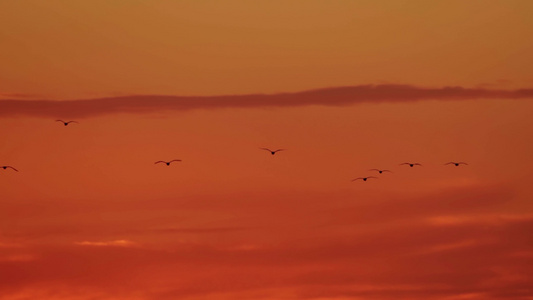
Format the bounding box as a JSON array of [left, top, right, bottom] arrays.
[[1, 1, 533, 299]]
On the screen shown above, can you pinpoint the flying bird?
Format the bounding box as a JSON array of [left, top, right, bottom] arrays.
[[56, 120, 78, 126], [369, 169, 392, 174], [1, 166, 18, 172], [351, 176, 377, 182], [445, 162, 468, 166], [261, 148, 285, 155], [400, 163, 422, 167], [155, 160, 182, 166]]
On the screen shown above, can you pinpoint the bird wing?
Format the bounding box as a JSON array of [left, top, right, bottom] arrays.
[[414, 163, 422, 166], [445, 162, 455, 165], [399, 163, 410, 165], [260, 148, 273, 152], [154, 161, 166, 164], [458, 162, 468, 165], [274, 149, 285, 152], [55, 120, 65, 123], [369, 169, 380, 171], [169, 159, 182, 163], [7, 166, 18, 171], [351, 178, 364, 181], [67, 121, 79, 124]]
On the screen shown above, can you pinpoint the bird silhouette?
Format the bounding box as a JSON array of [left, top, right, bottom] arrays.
[[369, 169, 392, 174], [445, 162, 468, 166], [56, 120, 78, 126], [1, 166, 18, 172], [400, 163, 422, 167], [351, 176, 377, 182], [260, 148, 285, 155], [155, 160, 182, 166]]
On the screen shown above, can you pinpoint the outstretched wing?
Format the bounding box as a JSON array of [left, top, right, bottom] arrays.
[[413, 163, 422, 166], [273, 149, 285, 152], [66, 121, 79, 124], [458, 162, 468, 165], [351, 178, 364, 181], [55, 120, 65, 123], [154, 161, 166, 164], [445, 162, 455, 165], [260, 148, 273, 152], [6, 166, 18, 172], [399, 163, 411, 165], [169, 159, 182, 163]]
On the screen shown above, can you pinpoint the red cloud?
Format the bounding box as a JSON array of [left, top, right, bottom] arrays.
[[0, 185, 531, 299], [1, 84, 532, 118]]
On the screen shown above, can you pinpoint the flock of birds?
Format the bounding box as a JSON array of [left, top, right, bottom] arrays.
[[350, 162, 467, 182], [0, 120, 469, 180]]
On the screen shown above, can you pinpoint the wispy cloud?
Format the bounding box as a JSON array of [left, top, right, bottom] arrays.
[[0, 92, 42, 100], [1, 185, 531, 299], [75, 240, 136, 247], [0, 242, 23, 248], [0, 254, 36, 262], [1, 210, 531, 299], [427, 214, 533, 226], [1, 84, 532, 118], [149, 226, 251, 234]]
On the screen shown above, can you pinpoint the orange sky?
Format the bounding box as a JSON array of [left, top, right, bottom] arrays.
[[1, 1, 533, 300], [1, 0, 533, 99]]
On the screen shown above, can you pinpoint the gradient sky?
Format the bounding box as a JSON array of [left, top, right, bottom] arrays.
[[1, 1, 533, 300]]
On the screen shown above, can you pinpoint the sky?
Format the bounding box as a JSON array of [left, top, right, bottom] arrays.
[[1, 1, 533, 299]]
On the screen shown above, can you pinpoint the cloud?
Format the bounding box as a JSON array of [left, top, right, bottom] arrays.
[[74, 240, 136, 247], [150, 226, 251, 234], [0, 254, 36, 262], [475, 79, 512, 89], [1, 215, 531, 299], [0, 184, 530, 299], [0, 242, 23, 248], [323, 182, 514, 227], [0, 92, 42, 100], [427, 213, 533, 226], [1, 84, 532, 118]]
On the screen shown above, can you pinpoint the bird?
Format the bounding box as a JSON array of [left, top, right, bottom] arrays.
[[445, 162, 468, 166], [1, 166, 18, 172], [56, 120, 78, 126], [351, 176, 377, 182], [155, 160, 182, 166], [400, 163, 422, 167], [369, 169, 392, 174], [260, 148, 285, 155]]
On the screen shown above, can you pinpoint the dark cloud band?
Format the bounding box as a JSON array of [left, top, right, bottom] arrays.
[[1, 84, 532, 118]]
